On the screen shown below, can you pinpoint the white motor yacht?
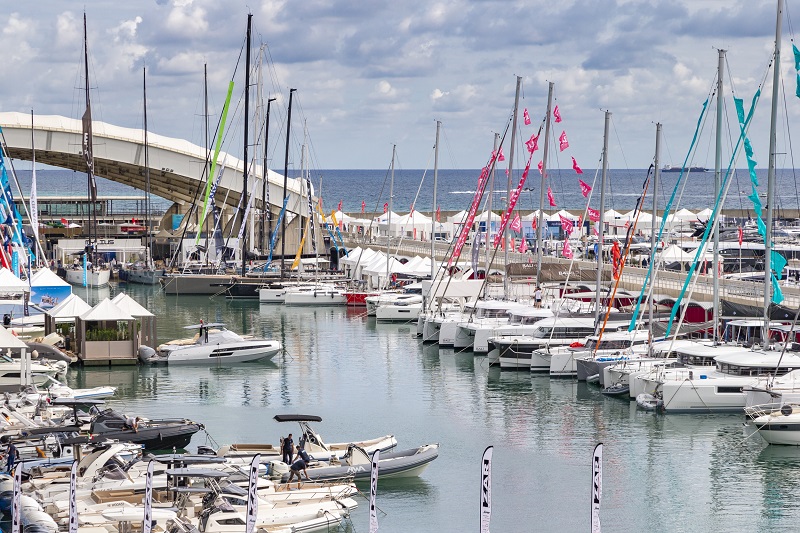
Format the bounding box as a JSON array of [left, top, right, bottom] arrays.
[[146, 322, 282, 364], [283, 284, 347, 306], [452, 300, 530, 352], [748, 403, 800, 445], [65, 267, 110, 288], [375, 298, 423, 322]]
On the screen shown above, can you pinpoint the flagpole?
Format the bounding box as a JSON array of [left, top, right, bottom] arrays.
[[431, 120, 440, 279], [487, 133, 498, 280], [713, 48, 725, 344], [280, 88, 296, 281], [595, 111, 610, 328], [536, 82, 554, 286]]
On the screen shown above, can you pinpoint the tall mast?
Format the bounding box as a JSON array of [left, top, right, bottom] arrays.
[[82, 13, 97, 268], [595, 111, 610, 328], [536, 82, 554, 285], [203, 63, 210, 263], [487, 133, 498, 279], [143, 67, 152, 267], [763, 0, 783, 349], [650, 122, 661, 353], [431, 120, 441, 279], [263, 96, 276, 252], [505, 76, 522, 298], [281, 88, 296, 280], [387, 145, 395, 288], [241, 13, 252, 277], [713, 49, 725, 343]]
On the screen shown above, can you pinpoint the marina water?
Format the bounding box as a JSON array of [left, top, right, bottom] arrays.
[[61, 283, 799, 532]]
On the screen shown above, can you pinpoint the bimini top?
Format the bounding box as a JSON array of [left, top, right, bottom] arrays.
[[273, 414, 323, 423], [184, 323, 226, 330]]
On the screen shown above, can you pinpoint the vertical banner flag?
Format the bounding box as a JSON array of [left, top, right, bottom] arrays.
[[143, 460, 154, 533], [338, 200, 343, 213], [523, 108, 531, 125], [559, 214, 574, 235], [793, 44, 800, 98], [525, 133, 539, 153], [591, 443, 603, 533], [579, 179, 592, 197], [12, 460, 21, 533], [492, 161, 531, 247], [369, 449, 380, 533], [11, 250, 18, 278], [82, 251, 87, 287], [738, 226, 743, 247], [30, 162, 38, 248], [69, 460, 78, 533], [362, 200, 366, 214], [559, 131, 569, 151], [246, 454, 260, 533], [572, 157, 584, 175], [306, 179, 317, 255], [554, 105, 562, 123], [383, 202, 388, 213], [547, 187, 556, 207], [563, 240, 574, 259], [480, 446, 493, 533], [472, 232, 482, 274], [436, 205, 441, 222]]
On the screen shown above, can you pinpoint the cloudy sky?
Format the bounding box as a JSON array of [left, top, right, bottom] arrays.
[[0, 0, 795, 174]]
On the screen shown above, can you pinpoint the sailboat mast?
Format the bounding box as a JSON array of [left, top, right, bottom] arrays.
[[82, 13, 96, 268], [487, 133, 498, 279], [763, 0, 783, 349], [650, 122, 661, 351], [143, 67, 152, 267], [263, 96, 275, 254], [203, 63, 210, 263], [242, 13, 252, 277], [713, 49, 725, 343], [387, 144, 395, 288], [280, 88, 296, 281], [30, 110, 39, 266], [536, 82, 554, 286], [595, 111, 610, 328], [505, 76, 521, 298], [431, 120, 441, 279]]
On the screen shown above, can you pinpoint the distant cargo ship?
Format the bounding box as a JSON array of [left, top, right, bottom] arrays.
[[662, 165, 707, 172]]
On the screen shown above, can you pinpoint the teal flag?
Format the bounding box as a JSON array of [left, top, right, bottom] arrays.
[[793, 44, 800, 71]]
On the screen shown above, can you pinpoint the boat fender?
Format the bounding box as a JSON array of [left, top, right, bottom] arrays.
[[782, 404, 793, 416]]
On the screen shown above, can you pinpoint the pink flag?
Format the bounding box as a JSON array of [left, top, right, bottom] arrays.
[[578, 178, 592, 197], [573, 157, 584, 175], [559, 214, 574, 235], [554, 105, 562, 123], [436, 205, 441, 222], [525, 134, 539, 153], [538, 160, 544, 175], [559, 131, 569, 152], [593, 226, 599, 236], [383, 202, 388, 213], [587, 207, 600, 222], [547, 186, 556, 207], [510, 213, 522, 233], [361, 200, 366, 213], [523, 108, 531, 125], [518, 238, 527, 253], [562, 240, 573, 259], [492, 148, 506, 162]]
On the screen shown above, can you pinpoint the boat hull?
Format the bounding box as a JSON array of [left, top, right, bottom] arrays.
[[126, 268, 164, 285], [65, 268, 110, 288], [160, 340, 282, 365]]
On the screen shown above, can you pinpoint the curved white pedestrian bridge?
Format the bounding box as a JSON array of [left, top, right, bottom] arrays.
[[0, 112, 307, 217]]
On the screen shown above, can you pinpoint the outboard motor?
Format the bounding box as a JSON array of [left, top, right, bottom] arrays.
[[138, 345, 156, 363]]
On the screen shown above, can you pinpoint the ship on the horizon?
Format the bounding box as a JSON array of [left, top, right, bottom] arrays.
[[662, 164, 707, 172]]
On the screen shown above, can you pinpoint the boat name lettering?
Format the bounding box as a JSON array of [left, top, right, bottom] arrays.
[[346, 466, 366, 475], [592, 455, 601, 504], [85, 239, 115, 245], [481, 458, 490, 508]]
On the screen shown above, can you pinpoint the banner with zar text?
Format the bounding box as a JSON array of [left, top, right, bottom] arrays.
[[591, 443, 603, 533], [69, 460, 78, 533], [369, 449, 380, 533], [143, 460, 154, 533], [480, 446, 493, 533], [246, 454, 260, 533]]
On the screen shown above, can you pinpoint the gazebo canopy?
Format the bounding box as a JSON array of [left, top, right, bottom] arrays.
[[0, 268, 29, 294], [0, 325, 26, 349], [31, 268, 70, 287], [80, 298, 134, 322], [48, 293, 92, 319], [112, 293, 155, 317]]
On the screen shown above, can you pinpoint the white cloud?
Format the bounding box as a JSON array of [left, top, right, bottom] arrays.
[[165, 0, 208, 36]]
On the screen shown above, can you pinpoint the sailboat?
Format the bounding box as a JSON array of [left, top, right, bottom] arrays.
[[127, 67, 164, 285], [65, 14, 110, 288]]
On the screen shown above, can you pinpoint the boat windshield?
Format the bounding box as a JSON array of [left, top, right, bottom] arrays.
[[476, 308, 510, 319]]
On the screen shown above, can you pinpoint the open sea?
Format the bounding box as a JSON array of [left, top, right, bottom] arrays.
[[58, 282, 800, 533], [12, 167, 800, 218]]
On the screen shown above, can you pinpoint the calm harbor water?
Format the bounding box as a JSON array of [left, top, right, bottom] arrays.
[[63, 282, 800, 532]]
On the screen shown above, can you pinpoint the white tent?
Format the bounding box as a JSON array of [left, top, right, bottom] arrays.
[[658, 244, 696, 263], [448, 210, 469, 223], [31, 268, 70, 287], [546, 209, 580, 222], [48, 293, 91, 318], [475, 211, 501, 222], [0, 268, 28, 295], [522, 210, 542, 221], [672, 208, 697, 220], [0, 325, 27, 349], [695, 208, 713, 220], [80, 298, 134, 322], [112, 293, 155, 317]]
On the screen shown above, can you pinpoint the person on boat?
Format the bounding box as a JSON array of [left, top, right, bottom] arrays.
[[534, 286, 542, 308], [125, 416, 140, 432], [281, 433, 294, 464], [287, 445, 311, 488], [5, 442, 19, 472]]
